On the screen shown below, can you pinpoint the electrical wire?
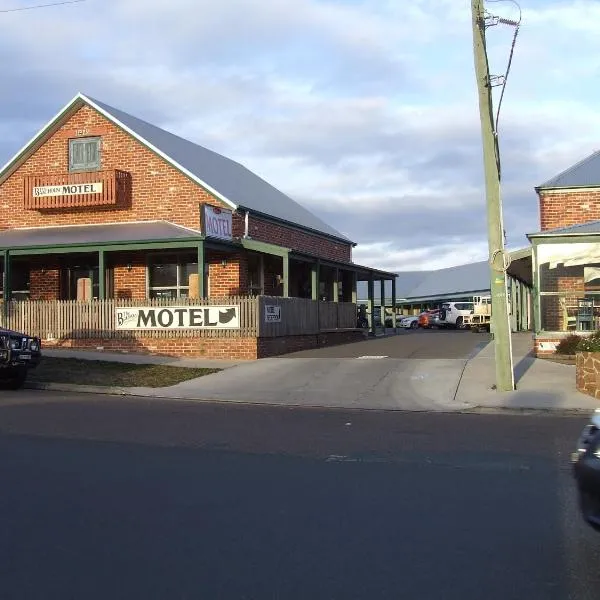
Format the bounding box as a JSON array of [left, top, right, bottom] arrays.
[[0, 0, 86, 13], [484, 0, 522, 134]]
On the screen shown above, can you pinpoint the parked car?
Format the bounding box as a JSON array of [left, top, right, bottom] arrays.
[[418, 309, 440, 329], [0, 327, 42, 389], [572, 409, 600, 531], [438, 301, 475, 329], [399, 315, 420, 329]]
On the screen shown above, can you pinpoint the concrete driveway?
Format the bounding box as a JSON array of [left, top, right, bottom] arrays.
[[134, 330, 490, 412], [286, 329, 491, 359]]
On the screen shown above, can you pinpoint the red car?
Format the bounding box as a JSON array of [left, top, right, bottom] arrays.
[[418, 309, 440, 329]]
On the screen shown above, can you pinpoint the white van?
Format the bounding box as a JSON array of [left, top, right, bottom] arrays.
[[438, 301, 474, 329]]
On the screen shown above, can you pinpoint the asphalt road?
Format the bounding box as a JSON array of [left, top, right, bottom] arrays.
[[286, 328, 492, 359], [0, 391, 599, 600]]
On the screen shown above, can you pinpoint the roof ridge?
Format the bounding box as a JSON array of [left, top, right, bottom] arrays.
[[537, 148, 600, 189], [82, 94, 243, 167]]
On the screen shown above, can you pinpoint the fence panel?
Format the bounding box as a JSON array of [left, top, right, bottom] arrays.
[[258, 296, 319, 337], [0, 297, 259, 340], [318, 302, 338, 330], [0, 296, 356, 340], [338, 302, 358, 329]]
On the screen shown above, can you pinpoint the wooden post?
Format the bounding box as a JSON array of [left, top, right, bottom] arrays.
[[472, 0, 514, 391], [98, 250, 106, 300], [311, 262, 319, 301], [282, 254, 289, 298], [380, 279, 385, 329], [391, 277, 397, 329], [197, 241, 205, 299], [368, 274, 375, 335]]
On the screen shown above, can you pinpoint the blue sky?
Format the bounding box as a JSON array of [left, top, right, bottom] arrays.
[[1, 0, 599, 271]]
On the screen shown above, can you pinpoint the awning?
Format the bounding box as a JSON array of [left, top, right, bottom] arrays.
[[0, 221, 202, 250]]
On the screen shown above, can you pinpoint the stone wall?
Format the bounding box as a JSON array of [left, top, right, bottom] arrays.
[[576, 351, 600, 399]]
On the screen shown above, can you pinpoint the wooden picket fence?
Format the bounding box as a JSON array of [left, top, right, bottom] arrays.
[[0, 296, 358, 340], [0, 297, 258, 339]]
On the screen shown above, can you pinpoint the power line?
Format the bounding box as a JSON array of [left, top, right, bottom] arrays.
[[0, 0, 86, 13]]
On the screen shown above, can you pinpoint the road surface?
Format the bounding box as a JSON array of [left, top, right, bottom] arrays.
[[0, 391, 598, 599]]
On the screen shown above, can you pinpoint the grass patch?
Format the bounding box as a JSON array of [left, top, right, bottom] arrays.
[[29, 357, 221, 388]]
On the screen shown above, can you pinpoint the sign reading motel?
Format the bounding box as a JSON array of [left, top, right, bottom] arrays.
[[115, 305, 240, 330], [33, 182, 103, 198], [202, 204, 233, 241]]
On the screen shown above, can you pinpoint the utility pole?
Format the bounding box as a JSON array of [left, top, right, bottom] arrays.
[[471, 0, 515, 392]]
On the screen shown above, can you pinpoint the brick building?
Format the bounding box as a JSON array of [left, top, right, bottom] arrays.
[[0, 93, 395, 358], [529, 149, 600, 355]]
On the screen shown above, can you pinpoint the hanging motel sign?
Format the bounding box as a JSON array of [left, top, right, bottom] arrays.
[[202, 204, 233, 241]]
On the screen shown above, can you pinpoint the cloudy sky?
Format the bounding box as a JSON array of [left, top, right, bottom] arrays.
[[1, 0, 599, 272]]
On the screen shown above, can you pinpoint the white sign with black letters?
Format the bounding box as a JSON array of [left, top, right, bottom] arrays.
[[115, 305, 240, 330], [202, 204, 233, 241], [264, 305, 281, 322], [33, 183, 103, 197]]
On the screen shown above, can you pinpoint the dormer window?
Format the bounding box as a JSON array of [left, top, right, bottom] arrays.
[[69, 137, 101, 172]]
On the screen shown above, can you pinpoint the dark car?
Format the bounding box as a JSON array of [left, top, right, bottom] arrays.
[[572, 410, 600, 531], [0, 327, 42, 389]]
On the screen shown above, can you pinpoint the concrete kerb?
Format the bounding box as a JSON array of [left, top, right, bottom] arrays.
[[20, 333, 600, 415], [21, 380, 596, 416]]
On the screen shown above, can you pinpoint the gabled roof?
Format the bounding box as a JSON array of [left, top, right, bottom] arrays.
[[528, 219, 600, 238], [402, 260, 491, 299], [0, 93, 352, 245], [394, 271, 429, 298], [536, 149, 600, 190]]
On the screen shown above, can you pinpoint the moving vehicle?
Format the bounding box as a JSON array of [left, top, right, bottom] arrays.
[[438, 301, 474, 329], [572, 409, 600, 531], [0, 327, 42, 389]]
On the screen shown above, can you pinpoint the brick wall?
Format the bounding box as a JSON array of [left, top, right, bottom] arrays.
[[0, 104, 230, 231], [248, 215, 352, 263], [1, 103, 354, 269], [46, 335, 259, 360], [44, 330, 366, 359], [207, 252, 247, 297], [539, 189, 600, 231], [29, 256, 61, 300], [111, 252, 147, 300]]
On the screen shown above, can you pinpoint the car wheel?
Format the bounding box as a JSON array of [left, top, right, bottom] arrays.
[[455, 316, 463, 329], [410, 321, 418, 329]]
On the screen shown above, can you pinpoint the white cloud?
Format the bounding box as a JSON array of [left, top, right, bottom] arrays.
[[1, 0, 599, 272]]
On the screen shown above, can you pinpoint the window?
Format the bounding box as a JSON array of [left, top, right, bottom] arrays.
[[456, 303, 474, 311], [148, 254, 198, 299], [69, 137, 101, 172], [0, 261, 30, 300]]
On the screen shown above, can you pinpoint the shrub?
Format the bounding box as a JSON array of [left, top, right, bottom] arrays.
[[555, 334, 583, 355], [577, 331, 600, 353]]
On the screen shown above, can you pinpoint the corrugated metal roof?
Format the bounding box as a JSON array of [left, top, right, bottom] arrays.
[[85, 95, 352, 244], [394, 271, 429, 298], [403, 260, 491, 299], [537, 149, 600, 189], [0, 221, 200, 248], [528, 220, 600, 237]]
